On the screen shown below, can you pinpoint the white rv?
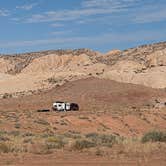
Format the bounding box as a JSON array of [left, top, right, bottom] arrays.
[[52, 101, 79, 111]]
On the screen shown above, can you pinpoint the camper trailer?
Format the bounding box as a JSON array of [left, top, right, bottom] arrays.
[[52, 101, 79, 111]]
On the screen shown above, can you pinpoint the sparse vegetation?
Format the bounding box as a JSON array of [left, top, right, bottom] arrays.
[[72, 133, 120, 150], [0, 41, 166, 165], [99, 123, 111, 130], [60, 120, 68, 126], [47, 77, 58, 84], [0, 127, 165, 161], [34, 119, 50, 126], [0, 142, 10, 153], [72, 139, 96, 150], [29, 141, 53, 155], [22, 132, 34, 137], [95, 148, 104, 156], [0, 131, 9, 142], [0, 130, 67, 154], [142, 131, 166, 143], [8, 130, 20, 137], [78, 116, 89, 120], [46, 136, 66, 149], [15, 123, 21, 129], [2, 93, 12, 99], [63, 132, 82, 139], [86, 133, 117, 147]]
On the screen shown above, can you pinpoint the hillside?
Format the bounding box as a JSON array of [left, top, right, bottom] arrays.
[[1, 77, 166, 135], [0, 44, 166, 165], [100, 42, 166, 88], [0, 77, 165, 165], [0, 42, 166, 97]]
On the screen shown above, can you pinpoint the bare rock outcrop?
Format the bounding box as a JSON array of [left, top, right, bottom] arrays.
[[101, 42, 166, 88], [0, 42, 166, 96]]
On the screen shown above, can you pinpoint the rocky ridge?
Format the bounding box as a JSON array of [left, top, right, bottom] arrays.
[[0, 42, 166, 96]]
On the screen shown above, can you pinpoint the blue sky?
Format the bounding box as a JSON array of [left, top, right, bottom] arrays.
[[0, 0, 166, 54]]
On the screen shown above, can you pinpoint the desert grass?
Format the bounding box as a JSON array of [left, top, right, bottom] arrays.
[[0, 130, 165, 155], [120, 138, 161, 154], [141, 130, 166, 143]]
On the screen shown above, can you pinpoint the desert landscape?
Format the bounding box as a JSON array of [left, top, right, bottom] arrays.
[[0, 42, 165, 165]]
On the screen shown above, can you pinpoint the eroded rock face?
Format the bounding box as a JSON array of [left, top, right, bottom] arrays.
[[0, 49, 98, 75], [0, 49, 106, 94], [101, 42, 166, 88], [0, 58, 15, 73], [0, 42, 166, 95], [146, 49, 166, 67]]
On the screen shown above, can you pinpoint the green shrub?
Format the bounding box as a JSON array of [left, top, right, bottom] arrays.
[[100, 134, 116, 143], [0, 131, 7, 135], [0, 143, 10, 153], [34, 119, 50, 126], [95, 148, 104, 156], [22, 132, 35, 137], [0, 136, 10, 142], [86, 133, 116, 147], [63, 132, 82, 139], [142, 131, 166, 143], [46, 136, 65, 149], [23, 138, 33, 144], [8, 130, 20, 137], [73, 139, 96, 150], [15, 123, 21, 129], [47, 77, 58, 84], [0, 131, 10, 142], [2, 93, 12, 99], [78, 116, 89, 120], [86, 133, 99, 138]]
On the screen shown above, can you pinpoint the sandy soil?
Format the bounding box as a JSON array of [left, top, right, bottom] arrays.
[[0, 78, 165, 165], [0, 149, 166, 166]]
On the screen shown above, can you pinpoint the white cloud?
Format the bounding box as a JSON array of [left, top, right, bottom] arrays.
[[0, 29, 165, 48], [51, 30, 72, 36], [82, 0, 137, 8], [25, 8, 126, 23], [16, 3, 37, 11], [10, 0, 165, 25], [18, 0, 166, 25], [81, 0, 166, 24], [134, 7, 166, 23], [0, 9, 9, 16], [22, 0, 138, 23], [51, 23, 64, 28]]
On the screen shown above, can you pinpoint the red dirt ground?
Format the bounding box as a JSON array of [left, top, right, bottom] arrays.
[[0, 77, 165, 165], [0, 77, 166, 111]]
